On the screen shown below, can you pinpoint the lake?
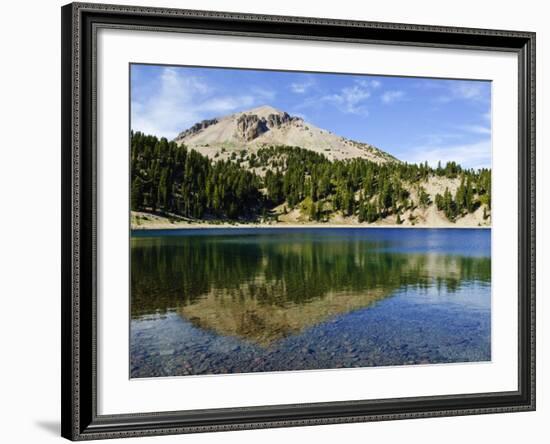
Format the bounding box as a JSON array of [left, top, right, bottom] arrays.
[[130, 228, 491, 378]]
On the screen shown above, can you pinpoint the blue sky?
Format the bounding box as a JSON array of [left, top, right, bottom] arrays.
[[131, 64, 491, 169]]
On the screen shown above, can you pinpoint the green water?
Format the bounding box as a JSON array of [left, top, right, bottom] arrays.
[[130, 228, 491, 377]]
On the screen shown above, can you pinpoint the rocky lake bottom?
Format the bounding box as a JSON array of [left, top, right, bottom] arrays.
[[130, 228, 491, 378]]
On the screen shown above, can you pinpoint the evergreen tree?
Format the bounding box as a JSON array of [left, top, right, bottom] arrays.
[[435, 193, 444, 211], [418, 186, 430, 207], [130, 132, 491, 224], [366, 203, 378, 223], [396, 212, 403, 225], [158, 168, 170, 210], [131, 177, 144, 210]]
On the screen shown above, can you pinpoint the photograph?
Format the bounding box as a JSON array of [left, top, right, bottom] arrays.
[[129, 64, 492, 378], [55, 1, 536, 440]]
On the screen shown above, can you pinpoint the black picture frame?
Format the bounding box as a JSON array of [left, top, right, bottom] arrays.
[[61, 2, 536, 440]]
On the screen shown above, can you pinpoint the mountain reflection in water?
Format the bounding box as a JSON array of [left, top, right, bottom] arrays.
[[130, 228, 491, 377]]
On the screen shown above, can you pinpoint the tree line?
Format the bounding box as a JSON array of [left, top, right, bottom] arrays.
[[131, 132, 261, 219], [131, 131, 491, 223]]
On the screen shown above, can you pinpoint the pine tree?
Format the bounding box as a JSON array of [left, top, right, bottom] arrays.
[[418, 186, 430, 207], [366, 203, 378, 223], [456, 176, 466, 212], [130, 132, 491, 224], [131, 177, 144, 211], [435, 193, 444, 211], [465, 177, 474, 212], [158, 168, 169, 210], [443, 188, 456, 221]]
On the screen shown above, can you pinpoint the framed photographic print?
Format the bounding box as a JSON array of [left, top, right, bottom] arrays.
[[61, 2, 536, 440]]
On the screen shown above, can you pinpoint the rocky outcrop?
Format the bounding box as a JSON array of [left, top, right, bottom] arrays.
[[265, 111, 293, 128], [236, 112, 297, 141], [236, 114, 269, 141], [175, 118, 218, 140]]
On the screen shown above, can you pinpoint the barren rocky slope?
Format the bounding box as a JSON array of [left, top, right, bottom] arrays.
[[174, 105, 397, 164]]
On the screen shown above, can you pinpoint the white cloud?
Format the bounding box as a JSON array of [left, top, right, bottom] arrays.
[[401, 139, 491, 170], [250, 86, 277, 102], [289, 111, 309, 121], [381, 90, 405, 104], [436, 81, 489, 103], [453, 82, 486, 100], [414, 79, 490, 104], [321, 83, 371, 115], [418, 133, 463, 146], [355, 78, 382, 89], [295, 77, 384, 115], [199, 96, 256, 114], [459, 124, 491, 135], [131, 67, 260, 139], [131, 68, 205, 138], [290, 78, 315, 94], [294, 78, 384, 115]]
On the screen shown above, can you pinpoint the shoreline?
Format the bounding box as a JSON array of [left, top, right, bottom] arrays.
[[131, 208, 491, 231], [131, 222, 491, 231]]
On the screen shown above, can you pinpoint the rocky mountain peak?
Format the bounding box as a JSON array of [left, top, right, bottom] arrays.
[[235, 107, 298, 141], [173, 105, 398, 164], [242, 105, 285, 118]]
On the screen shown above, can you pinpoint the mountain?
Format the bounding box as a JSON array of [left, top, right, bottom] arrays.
[[173, 105, 397, 164]]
